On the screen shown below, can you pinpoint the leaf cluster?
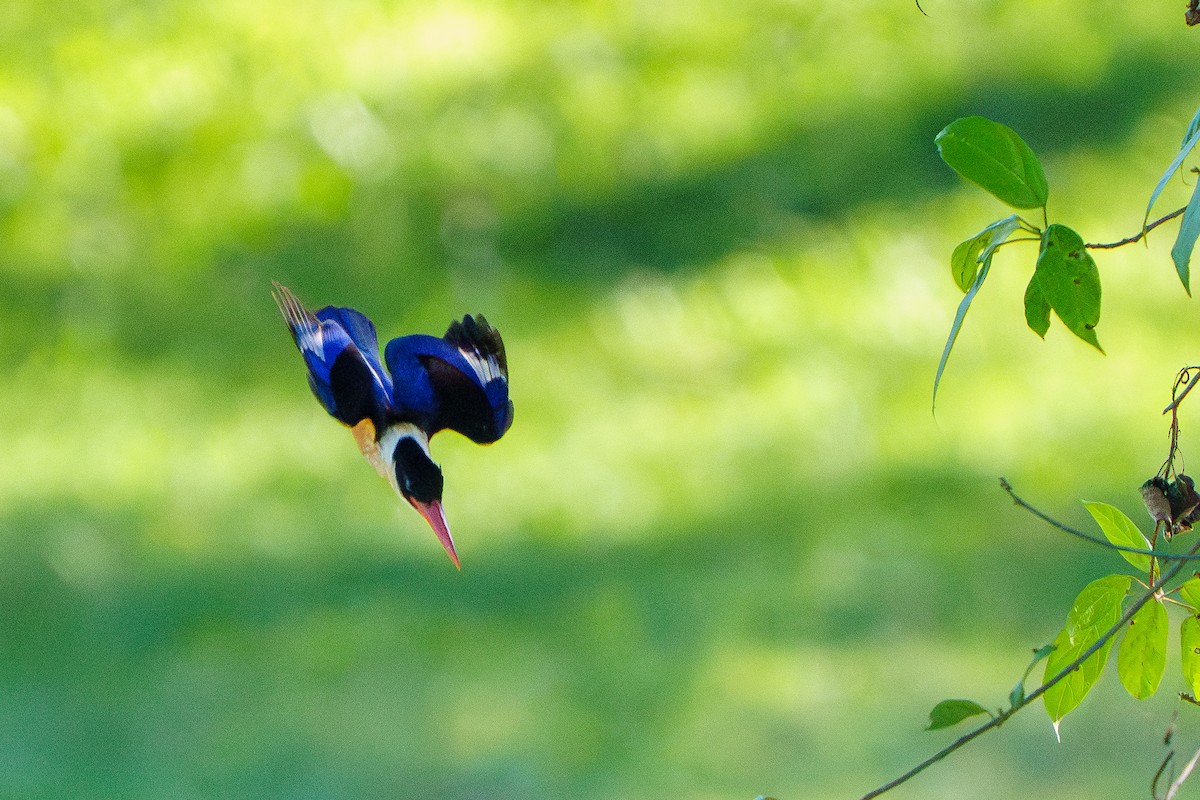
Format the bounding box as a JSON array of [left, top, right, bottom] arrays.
[[933, 111, 1200, 404], [927, 503, 1200, 736]]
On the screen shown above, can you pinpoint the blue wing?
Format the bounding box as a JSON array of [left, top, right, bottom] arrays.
[[273, 282, 394, 431], [384, 315, 514, 444]]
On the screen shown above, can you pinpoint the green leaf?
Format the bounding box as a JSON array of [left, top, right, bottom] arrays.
[[1082, 501, 1153, 572], [1043, 575, 1131, 726], [950, 215, 1021, 293], [1034, 224, 1103, 352], [1179, 576, 1200, 610], [933, 216, 1022, 409], [1171, 180, 1200, 296], [951, 238, 982, 294], [1145, 103, 1200, 228], [1182, 615, 1200, 697], [1024, 274, 1051, 338], [933, 259, 990, 410], [926, 699, 990, 730], [1116, 599, 1167, 699], [935, 116, 1048, 209], [1182, 105, 1200, 151]]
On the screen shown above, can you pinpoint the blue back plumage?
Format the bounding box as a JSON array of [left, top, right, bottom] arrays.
[[384, 316, 513, 444], [383, 334, 443, 423], [314, 305, 394, 397]]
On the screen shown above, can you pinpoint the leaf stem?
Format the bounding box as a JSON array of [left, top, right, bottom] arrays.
[[1087, 207, 1187, 250]]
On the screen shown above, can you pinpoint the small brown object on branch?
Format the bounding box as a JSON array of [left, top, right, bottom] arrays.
[[1188, 0, 1200, 26]]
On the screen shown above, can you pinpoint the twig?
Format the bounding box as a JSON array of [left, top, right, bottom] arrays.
[[857, 495, 1200, 800], [1165, 368, 1200, 415], [1000, 478, 1200, 561], [1153, 749, 1176, 800], [1166, 747, 1200, 800], [1087, 207, 1187, 250], [1154, 713, 1179, 800]]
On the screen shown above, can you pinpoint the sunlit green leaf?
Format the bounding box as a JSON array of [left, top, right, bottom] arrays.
[[950, 215, 1022, 293], [933, 260, 989, 410], [1116, 599, 1167, 699], [950, 238, 983, 294], [1043, 575, 1131, 725], [926, 699, 990, 730], [1082, 501, 1152, 572], [1145, 103, 1200, 229], [1183, 615, 1200, 698], [933, 216, 1023, 408], [1034, 224, 1103, 352], [1171, 180, 1200, 296], [935, 116, 1048, 209], [1180, 576, 1200, 610]]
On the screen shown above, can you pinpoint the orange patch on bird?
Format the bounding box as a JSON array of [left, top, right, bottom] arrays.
[[350, 419, 389, 479]]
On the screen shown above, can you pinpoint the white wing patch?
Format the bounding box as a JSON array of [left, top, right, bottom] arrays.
[[456, 344, 504, 386]]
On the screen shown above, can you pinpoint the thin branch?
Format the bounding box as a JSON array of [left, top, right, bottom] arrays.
[[1165, 369, 1200, 415], [1153, 713, 1179, 800], [1153, 749, 1175, 800], [1166, 747, 1200, 800], [1000, 478, 1200, 561], [1087, 207, 1187, 250], [858, 709, 1003, 800], [859, 534, 1200, 800]]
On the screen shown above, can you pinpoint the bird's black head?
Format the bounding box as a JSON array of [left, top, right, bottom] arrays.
[[393, 435, 444, 503]]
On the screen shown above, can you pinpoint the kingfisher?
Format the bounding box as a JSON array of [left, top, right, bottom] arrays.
[[272, 281, 514, 568]]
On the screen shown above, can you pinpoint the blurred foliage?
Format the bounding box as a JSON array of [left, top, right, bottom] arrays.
[[6, 1, 1200, 798]]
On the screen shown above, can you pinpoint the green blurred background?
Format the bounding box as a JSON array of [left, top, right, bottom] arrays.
[[5, 1, 1200, 798]]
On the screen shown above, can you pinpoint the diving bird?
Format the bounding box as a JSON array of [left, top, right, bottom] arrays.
[[272, 281, 514, 568]]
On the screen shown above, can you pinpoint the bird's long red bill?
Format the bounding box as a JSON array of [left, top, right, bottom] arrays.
[[411, 499, 460, 569]]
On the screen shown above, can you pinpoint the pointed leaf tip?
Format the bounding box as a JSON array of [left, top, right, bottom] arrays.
[[1042, 575, 1130, 725], [1024, 274, 1051, 338], [933, 216, 1021, 408]]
